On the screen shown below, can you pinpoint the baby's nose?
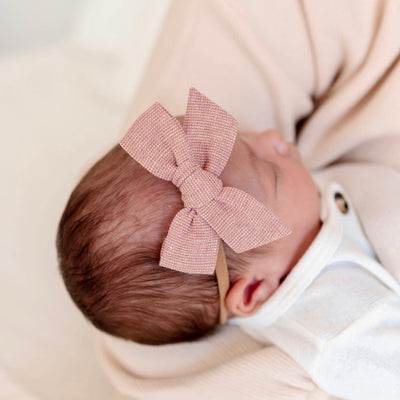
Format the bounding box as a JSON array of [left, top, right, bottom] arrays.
[[262, 130, 289, 155], [247, 129, 289, 158]]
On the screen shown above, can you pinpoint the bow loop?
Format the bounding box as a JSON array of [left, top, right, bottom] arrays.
[[184, 88, 238, 175]]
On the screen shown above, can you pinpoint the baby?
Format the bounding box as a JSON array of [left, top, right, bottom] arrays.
[[57, 88, 320, 344], [57, 88, 400, 399]]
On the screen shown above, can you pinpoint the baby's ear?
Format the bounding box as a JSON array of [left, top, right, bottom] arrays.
[[225, 276, 271, 317]]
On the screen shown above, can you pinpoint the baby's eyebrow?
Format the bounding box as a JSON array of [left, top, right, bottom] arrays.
[[242, 140, 263, 187], [242, 139, 275, 199], [243, 140, 260, 172]]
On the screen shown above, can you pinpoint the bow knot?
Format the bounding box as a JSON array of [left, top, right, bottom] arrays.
[[173, 161, 223, 209], [171, 159, 198, 188]]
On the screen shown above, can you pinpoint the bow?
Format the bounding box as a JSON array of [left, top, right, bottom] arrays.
[[120, 88, 291, 274]]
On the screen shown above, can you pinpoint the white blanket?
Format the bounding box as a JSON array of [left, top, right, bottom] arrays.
[[95, 0, 400, 399]]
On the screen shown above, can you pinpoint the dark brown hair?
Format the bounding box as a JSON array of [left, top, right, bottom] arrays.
[[56, 145, 266, 345]]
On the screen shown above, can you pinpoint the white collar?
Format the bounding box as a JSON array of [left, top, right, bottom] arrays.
[[230, 181, 344, 328]]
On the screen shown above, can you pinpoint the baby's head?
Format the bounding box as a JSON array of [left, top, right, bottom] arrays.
[[57, 93, 320, 345]]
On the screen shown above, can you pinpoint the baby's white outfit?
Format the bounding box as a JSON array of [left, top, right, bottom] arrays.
[[232, 178, 400, 400]]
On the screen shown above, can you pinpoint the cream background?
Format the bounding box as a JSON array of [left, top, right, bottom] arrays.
[[0, 1, 169, 398]]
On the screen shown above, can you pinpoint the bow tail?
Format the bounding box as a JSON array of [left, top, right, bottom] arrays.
[[200, 187, 292, 253], [159, 208, 220, 275]]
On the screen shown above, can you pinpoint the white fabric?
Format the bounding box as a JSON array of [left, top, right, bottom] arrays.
[[233, 180, 400, 399], [0, 367, 36, 400]]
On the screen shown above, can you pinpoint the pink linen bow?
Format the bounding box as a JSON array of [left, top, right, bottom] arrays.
[[120, 88, 291, 275]]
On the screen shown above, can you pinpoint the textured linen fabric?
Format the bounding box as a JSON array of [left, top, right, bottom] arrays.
[[233, 179, 400, 400], [95, 0, 400, 399], [120, 88, 290, 274]]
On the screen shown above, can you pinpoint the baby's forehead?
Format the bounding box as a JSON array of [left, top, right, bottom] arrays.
[[226, 134, 248, 162], [220, 135, 257, 187], [225, 134, 253, 172]]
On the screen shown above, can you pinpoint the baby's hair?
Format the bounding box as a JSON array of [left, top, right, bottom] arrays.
[[57, 144, 268, 345]]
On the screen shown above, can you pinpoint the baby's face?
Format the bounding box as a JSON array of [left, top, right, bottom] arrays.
[[220, 130, 321, 298]]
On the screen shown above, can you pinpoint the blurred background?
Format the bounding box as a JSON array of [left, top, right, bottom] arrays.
[[0, 0, 170, 398]]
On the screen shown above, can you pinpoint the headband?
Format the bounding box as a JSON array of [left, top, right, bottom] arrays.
[[120, 88, 291, 324]]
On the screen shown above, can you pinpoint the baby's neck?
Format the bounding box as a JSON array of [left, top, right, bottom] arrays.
[[275, 212, 322, 287]]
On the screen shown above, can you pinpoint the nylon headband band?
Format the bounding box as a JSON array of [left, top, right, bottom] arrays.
[[216, 240, 230, 324]]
